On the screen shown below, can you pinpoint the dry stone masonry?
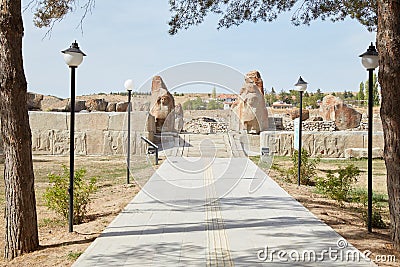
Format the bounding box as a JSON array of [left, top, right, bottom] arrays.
[[184, 117, 228, 134]]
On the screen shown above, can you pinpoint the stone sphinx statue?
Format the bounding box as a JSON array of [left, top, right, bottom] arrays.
[[230, 71, 268, 133], [149, 76, 176, 133]]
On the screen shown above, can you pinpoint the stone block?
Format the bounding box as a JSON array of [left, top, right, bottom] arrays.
[[66, 100, 86, 112], [27, 92, 43, 111], [72, 112, 109, 131], [85, 130, 105, 155], [102, 130, 125, 155], [108, 111, 150, 132], [344, 148, 383, 159], [31, 130, 53, 155], [29, 112, 68, 131], [106, 102, 117, 112], [280, 132, 294, 156], [116, 102, 129, 112], [372, 132, 384, 149], [342, 132, 365, 148]]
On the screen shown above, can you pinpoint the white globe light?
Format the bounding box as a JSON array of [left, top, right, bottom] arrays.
[[63, 52, 84, 67], [62, 41, 86, 67], [294, 76, 308, 92], [124, 79, 134, 91], [359, 43, 379, 70], [361, 55, 379, 70]]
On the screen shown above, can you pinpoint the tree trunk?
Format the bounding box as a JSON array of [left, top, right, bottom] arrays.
[[0, 0, 39, 260], [377, 0, 400, 250]]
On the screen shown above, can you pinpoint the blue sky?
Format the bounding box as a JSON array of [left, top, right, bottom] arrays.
[[22, 1, 376, 98]]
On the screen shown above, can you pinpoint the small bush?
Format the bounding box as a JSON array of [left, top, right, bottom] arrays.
[[43, 165, 97, 224], [316, 164, 361, 201], [285, 149, 320, 186], [350, 188, 388, 229], [361, 208, 387, 229]]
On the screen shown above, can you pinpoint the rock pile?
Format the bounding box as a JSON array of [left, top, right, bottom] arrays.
[[184, 117, 228, 134], [283, 121, 337, 131]]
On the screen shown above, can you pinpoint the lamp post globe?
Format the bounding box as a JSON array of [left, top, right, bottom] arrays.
[[61, 41, 86, 233], [124, 79, 134, 91], [295, 76, 308, 92], [62, 41, 86, 67], [360, 43, 379, 70], [360, 42, 379, 233], [294, 76, 308, 186], [124, 79, 134, 184]]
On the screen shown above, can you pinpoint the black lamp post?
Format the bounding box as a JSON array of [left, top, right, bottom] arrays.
[[359, 42, 379, 233], [294, 76, 308, 186], [62, 41, 86, 233], [124, 79, 134, 184]]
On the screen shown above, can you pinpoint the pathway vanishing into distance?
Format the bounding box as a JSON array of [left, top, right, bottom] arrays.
[[74, 134, 375, 266]]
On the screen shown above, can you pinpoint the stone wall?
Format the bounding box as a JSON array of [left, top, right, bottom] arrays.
[[29, 111, 154, 156], [260, 131, 384, 158], [283, 121, 336, 132]]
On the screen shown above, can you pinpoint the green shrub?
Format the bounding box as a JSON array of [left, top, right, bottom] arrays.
[[361, 208, 387, 229], [285, 149, 320, 185], [350, 188, 388, 229], [43, 165, 97, 224], [316, 164, 361, 201]]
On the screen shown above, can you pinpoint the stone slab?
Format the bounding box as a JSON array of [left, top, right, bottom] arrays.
[[72, 112, 110, 131], [261, 131, 384, 158], [73, 157, 375, 266], [29, 111, 68, 131]]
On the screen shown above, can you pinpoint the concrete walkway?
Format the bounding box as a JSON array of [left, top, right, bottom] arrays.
[[73, 157, 375, 266]]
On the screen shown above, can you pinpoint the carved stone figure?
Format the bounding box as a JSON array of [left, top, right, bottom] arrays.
[[246, 70, 264, 95], [230, 71, 268, 133], [174, 103, 184, 133], [149, 76, 176, 133]]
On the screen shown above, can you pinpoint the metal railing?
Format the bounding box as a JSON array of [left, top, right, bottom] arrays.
[[141, 136, 159, 165]]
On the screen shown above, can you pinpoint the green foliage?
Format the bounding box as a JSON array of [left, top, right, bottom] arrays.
[[349, 188, 387, 229], [265, 90, 278, 106], [285, 149, 320, 186], [207, 99, 223, 110], [168, 1, 376, 35], [211, 87, 217, 99], [264, 88, 325, 108], [364, 73, 380, 106], [316, 164, 361, 202], [182, 97, 205, 110], [43, 165, 97, 224], [182, 97, 223, 110], [67, 251, 83, 260], [366, 210, 387, 229]]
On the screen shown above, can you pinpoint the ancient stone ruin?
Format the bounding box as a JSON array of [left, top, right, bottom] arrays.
[[27, 92, 43, 111], [149, 76, 176, 133], [174, 103, 184, 133], [230, 70, 268, 133], [319, 95, 362, 130]]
